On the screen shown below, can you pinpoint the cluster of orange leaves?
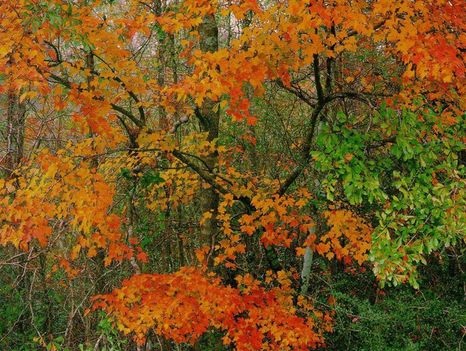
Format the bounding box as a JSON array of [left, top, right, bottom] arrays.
[[1, 0, 463, 131], [137, 130, 220, 212], [207, 185, 314, 267], [0, 141, 145, 277], [151, 0, 465, 124], [93, 267, 329, 350], [315, 210, 372, 265]]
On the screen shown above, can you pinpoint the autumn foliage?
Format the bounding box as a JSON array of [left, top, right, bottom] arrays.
[[93, 268, 330, 349], [0, 0, 464, 350]]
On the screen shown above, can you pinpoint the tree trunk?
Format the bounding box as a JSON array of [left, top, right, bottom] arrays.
[[4, 88, 26, 176], [198, 14, 220, 252]]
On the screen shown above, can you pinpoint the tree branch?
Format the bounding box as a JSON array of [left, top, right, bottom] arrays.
[[275, 80, 317, 108], [313, 54, 324, 104], [278, 102, 324, 195], [46, 72, 144, 128]]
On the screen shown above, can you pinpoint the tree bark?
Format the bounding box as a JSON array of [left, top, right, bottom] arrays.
[[4, 88, 26, 176], [197, 14, 220, 252]]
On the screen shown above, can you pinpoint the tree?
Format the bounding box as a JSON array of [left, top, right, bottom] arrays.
[[0, 0, 464, 349]]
